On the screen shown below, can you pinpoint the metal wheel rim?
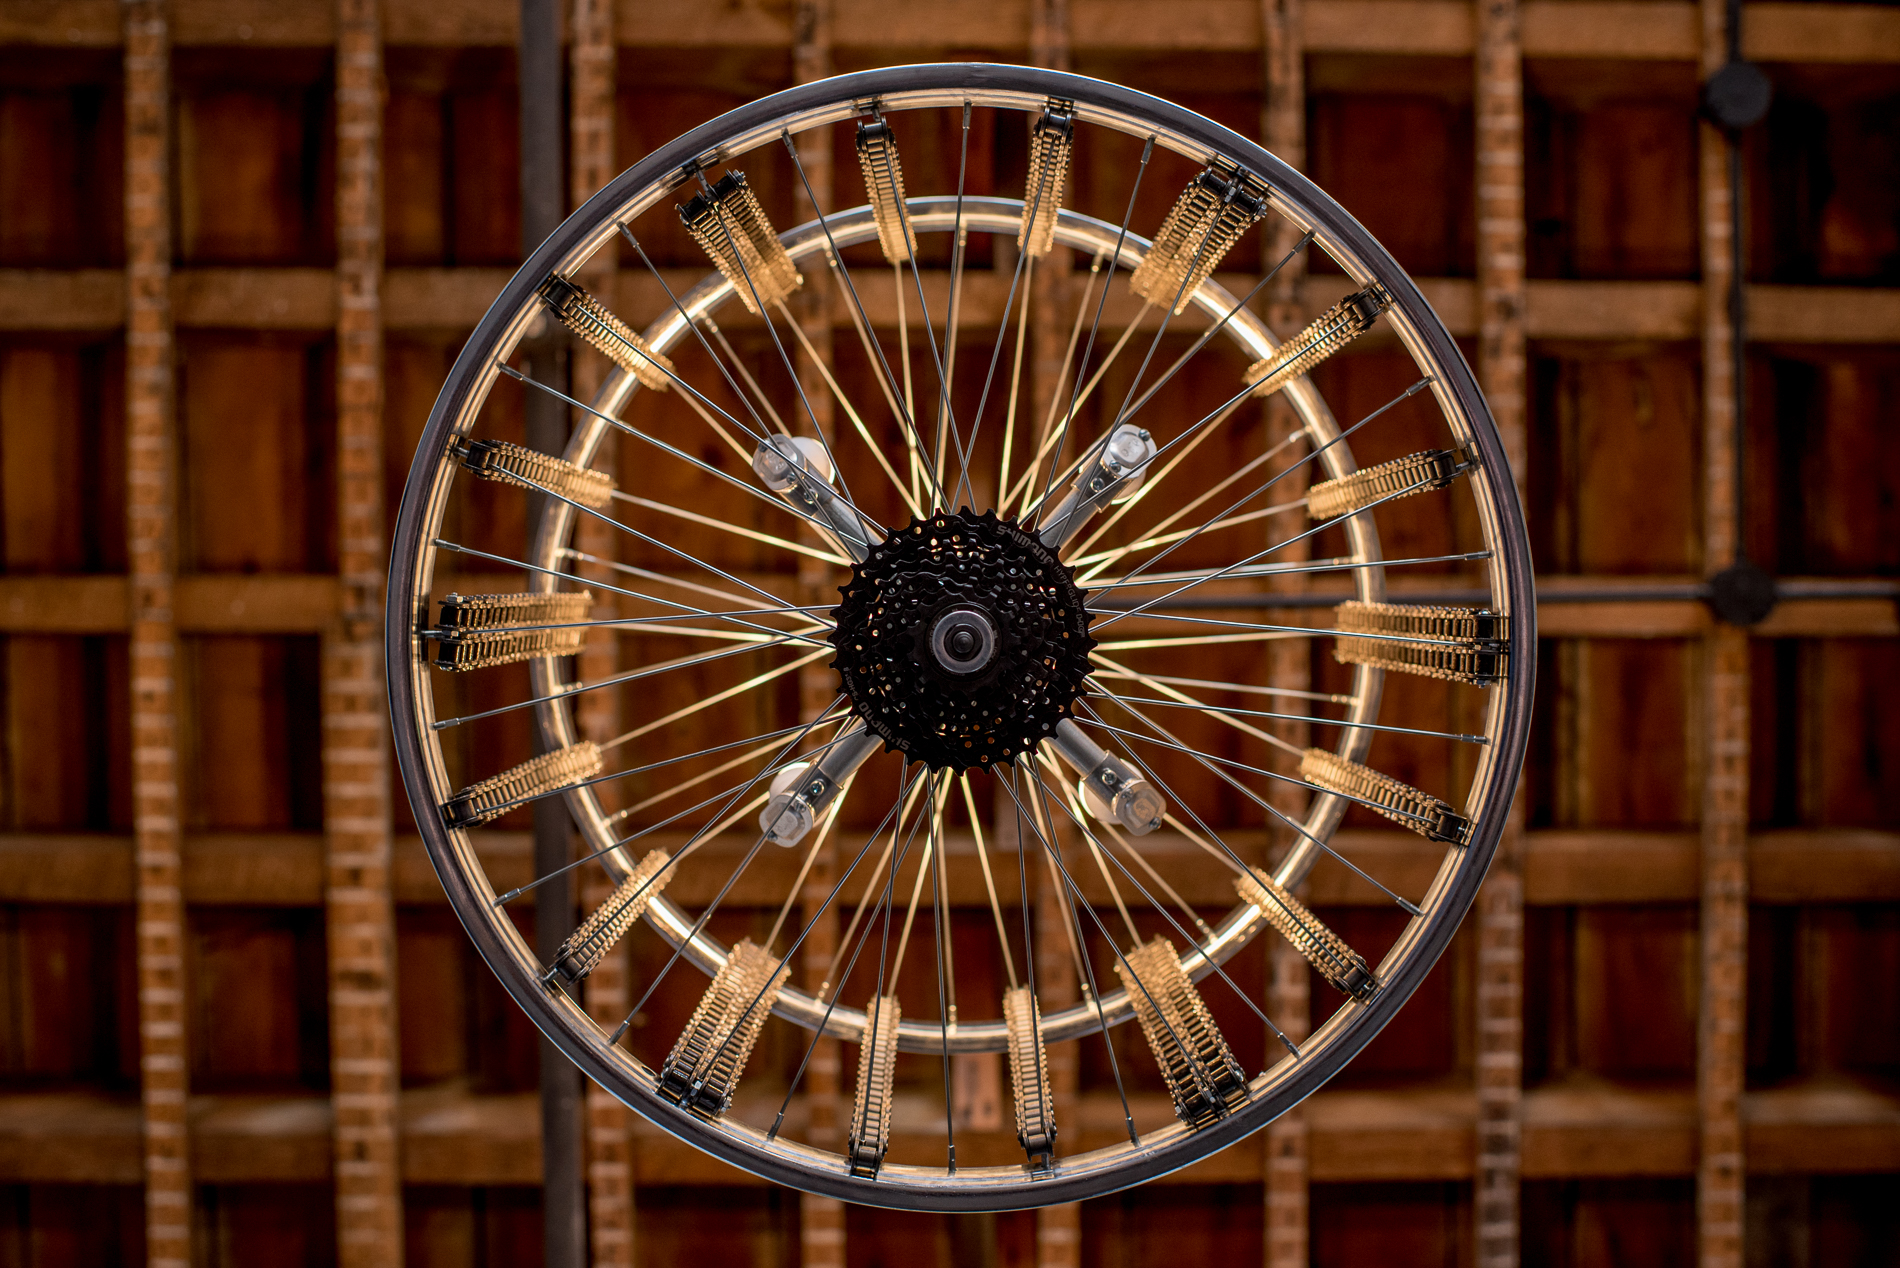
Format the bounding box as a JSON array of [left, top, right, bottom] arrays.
[[386, 61, 1536, 1210]]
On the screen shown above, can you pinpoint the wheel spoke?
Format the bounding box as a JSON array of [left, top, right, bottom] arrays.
[[1027, 754, 1300, 1052], [391, 79, 1531, 1199], [1074, 698, 1424, 915], [602, 646, 832, 750], [430, 538, 830, 649], [1031, 135, 1156, 520], [611, 490, 852, 566], [1070, 421, 1303, 571], [781, 130, 947, 511]]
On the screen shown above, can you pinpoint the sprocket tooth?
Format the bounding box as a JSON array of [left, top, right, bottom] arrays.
[[827, 508, 1095, 772]]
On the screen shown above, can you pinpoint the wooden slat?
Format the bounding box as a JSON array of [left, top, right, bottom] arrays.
[[1749, 830, 1900, 903], [1522, 1082, 1697, 1177], [1741, 1080, 1900, 1175], [1697, 0, 1748, 1262], [1473, 0, 1528, 1261], [1308, 1088, 1478, 1180], [1524, 830, 1700, 904], [1755, 597, 1900, 639], [383, 267, 517, 329], [173, 268, 335, 328], [0, 0, 121, 46], [0, 576, 129, 632], [1261, 0, 1311, 1262], [6, 265, 1900, 344], [563, 0, 640, 1262], [6, 1079, 1894, 1185], [786, 2, 851, 1264], [324, 2, 405, 1262], [1751, 285, 1900, 344], [1029, 9, 1080, 1267], [10, 0, 1897, 64], [122, 5, 192, 1266], [5, 827, 1893, 907], [171, 0, 336, 44], [1744, 4, 1900, 65], [1301, 0, 1471, 53], [2, 569, 1889, 637], [1522, 1, 1695, 59], [1527, 279, 1698, 340], [0, 271, 126, 330], [177, 574, 343, 630]]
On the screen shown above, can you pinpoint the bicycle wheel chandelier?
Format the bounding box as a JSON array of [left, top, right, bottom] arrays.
[[387, 64, 1534, 1210]]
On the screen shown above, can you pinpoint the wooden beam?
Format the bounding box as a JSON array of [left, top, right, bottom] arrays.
[[785, 3, 853, 1265], [8, 265, 1900, 344], [1522, 1083, 1697, 1177], [10, 0, 1898, 64], [178, 574, 343, 630], [121, 4, 193, 1265], [4, 826, 1892, 908], [1697, 0, 1748, 1262], [324, 1, 406, 1263], [1749, 830, 1900, 902], [562, 0, 639, 1261], [1742, 1081, 1900, 1175], [5, 1078, 1895, 1186], [1743, 4, 1900, 64], [4, 568, 1892, 637], [1028, 8, 1081, 1267], [1474, 0, 1528, 1260], [1261, 0, 1312, 1259], [1524, 830, 1700, 903]]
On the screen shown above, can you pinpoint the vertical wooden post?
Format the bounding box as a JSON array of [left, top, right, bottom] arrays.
[[1027, 3, 1079, 1264], [1033, 863, 1081, 1268], [578, 867, 634, 1267], [565, 1, 636, 1263], [789, 4, 847, 1266], [327, 3, 405, 1264], [1474, 0, 1527, 1264], [1259, 2, 1310, 1263], [124, 5, 190, 1264], [514, 2, 587, 1259], [1697, 2, 1748, 1265]]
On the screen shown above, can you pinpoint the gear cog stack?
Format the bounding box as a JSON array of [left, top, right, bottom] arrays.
[[829, 509, 1096, 771]]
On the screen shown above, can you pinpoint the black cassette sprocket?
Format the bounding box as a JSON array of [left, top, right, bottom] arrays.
[[829, 509, 1096, 772]]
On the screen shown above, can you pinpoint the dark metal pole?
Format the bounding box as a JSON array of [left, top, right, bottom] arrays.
[[1700, 2, 1776, 626], [520, 1, 585, 1262]]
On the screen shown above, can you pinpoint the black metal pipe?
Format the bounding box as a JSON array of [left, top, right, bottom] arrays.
[[1089, 579, 1898, 611], [520, 0, 585, 1262]]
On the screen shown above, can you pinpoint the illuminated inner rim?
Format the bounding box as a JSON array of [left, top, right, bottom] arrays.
[[828, 509, 1097, 772]]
